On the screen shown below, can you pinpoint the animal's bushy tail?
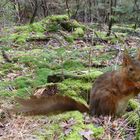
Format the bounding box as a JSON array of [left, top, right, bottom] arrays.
[[14, 95, 89, 115]]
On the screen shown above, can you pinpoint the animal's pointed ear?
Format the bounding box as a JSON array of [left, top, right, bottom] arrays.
[[122, 49, 132, 66], [137, 47, 140, 61]]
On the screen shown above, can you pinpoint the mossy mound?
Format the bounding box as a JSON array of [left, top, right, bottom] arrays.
[[1, 15, 86, 44]]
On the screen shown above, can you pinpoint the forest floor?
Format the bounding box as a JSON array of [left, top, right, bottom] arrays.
[[0, 15, 140, 140]]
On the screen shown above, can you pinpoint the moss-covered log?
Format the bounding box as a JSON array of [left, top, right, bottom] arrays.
[[47, 70, 103, 83]]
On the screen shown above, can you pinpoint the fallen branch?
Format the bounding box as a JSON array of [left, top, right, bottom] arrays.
[[83, 63, 107, 68]]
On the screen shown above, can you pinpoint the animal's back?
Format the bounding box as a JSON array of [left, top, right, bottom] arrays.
[[89, 71, 124, 116]]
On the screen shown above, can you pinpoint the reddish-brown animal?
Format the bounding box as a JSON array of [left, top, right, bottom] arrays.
[[14, 50, 140, 116]]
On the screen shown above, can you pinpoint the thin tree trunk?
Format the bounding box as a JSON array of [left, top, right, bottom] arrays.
[[106, 0, 113, 36], [30, 0, 38, 24], [88, 0, 92, 22], [65, 0, 71, 19]]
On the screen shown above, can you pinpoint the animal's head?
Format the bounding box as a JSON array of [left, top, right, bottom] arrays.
[[122, 48, 140, 82]]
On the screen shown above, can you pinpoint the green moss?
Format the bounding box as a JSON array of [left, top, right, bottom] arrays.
[[72, 20, 86, 30], [128, 99, 140, 110], [64, 89, 77, 97], [40, 112, 103, 140], [0, 86, 21, 97], [8, 32, 29, 44], [82, 70, 103, 81], [0, 81, 12, 97], [34, 112, 103, 140], [62, 79, 91, 92], [18, 55, 44, 68], [15, 25, 30, 32], [15, 87, 32, 97], [125, 104, 140, 138], [29, 22, 45, 33], [58, 82, 68, 91], [0, 46, 11, 51], [18, 56, 38, 67], [1, 15, 86, 44], [59, 20, 85, 32], [63, 60, 85, 70], [57, 70, 102, 102], [58, 79, 91, 101], [47, 22, 61, 32], [0, 90, 12, 97], [94, 52, 114, 62], [18, 54, 49, 69], [95, 45, 105, 50], [0, 81, 9, 89], [29, 32, 46, 39], [0, 71, 5, 77], [33, 68, 52, 87], [72, 27, 84, 38], [0, 63, 22, 75], [96, 31, 106, 38], [103, 36, 123, 44], [112, 25, 134, 33], [1, 21, 45, 44], [1, 63, 14, 69], [13, 76, 33, 89], [64, 35, 74, 43], [15, 22, 45, 33], [49, 15, 69, 22]]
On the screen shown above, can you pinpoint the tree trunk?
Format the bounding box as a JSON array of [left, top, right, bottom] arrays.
[[30, 0, 38, 24], [88, 0, 92, 22], [106, 0, 113, 36], [65, 0, 71, 19]]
